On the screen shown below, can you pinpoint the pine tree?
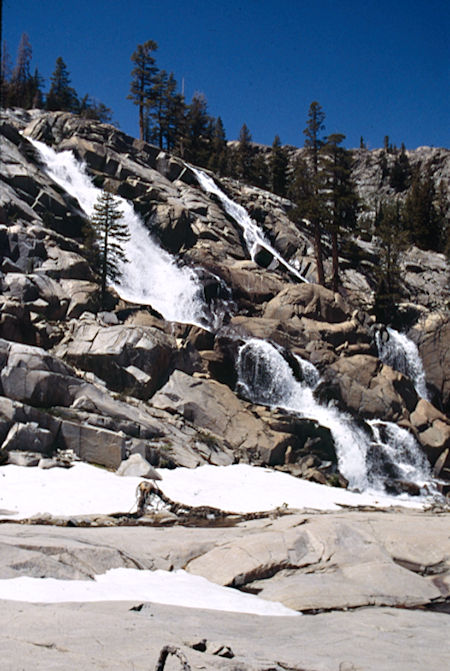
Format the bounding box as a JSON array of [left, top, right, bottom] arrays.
[[321, 133, 358, 292], [8, 33, 33, 107], [236, 123, 253, 181], [79, 95, 113, 123], [303, 101, 326, 285], [0, 40, 12, 107], [389, 143, 411, 192], [166, 89, 187, 154], [128, 40, 158, 141], [402, 168, 441, 251], [252, 153, 269, 189], [207, 116, 228, 175], [269, 135, 288, 196], [46, 57, 79, 112], [90, 191, 130, 307], [183, 93, 213, 166], [373, 201, 408, 323]]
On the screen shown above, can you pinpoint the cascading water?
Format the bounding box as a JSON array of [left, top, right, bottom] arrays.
[[375, 327, 429, 400], [367, 420, 434, 492], [237, 339, 370, 490], [31, 139, 210, 327], [193, 169, 309, 282], [237, 338, 436, 495]]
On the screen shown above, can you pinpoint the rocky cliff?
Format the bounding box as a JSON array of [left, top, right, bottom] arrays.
[[0, 108, 449, 495]]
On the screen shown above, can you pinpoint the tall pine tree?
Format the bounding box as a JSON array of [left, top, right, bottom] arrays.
[[303, 101, 326, 285], [128, 40, 158, 141], [90, 191, 130, 307], [46, 57, 79, 111], [321, 133, 358, 292], [269, 135, 288, 196]]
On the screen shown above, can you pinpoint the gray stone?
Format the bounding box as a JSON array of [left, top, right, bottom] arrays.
[[116, 453, 162, 480], [1, 421, 53, 455], [59, 420, 126, 469]]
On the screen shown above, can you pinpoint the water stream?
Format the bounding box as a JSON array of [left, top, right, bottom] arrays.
[[375, 327, 429, 399], [193, 169, 309, 282], [236, 338, 435, 494], [31, 140, 210, 326]]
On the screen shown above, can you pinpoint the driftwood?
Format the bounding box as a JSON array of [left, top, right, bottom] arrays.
[[135, 481, 291, 524], [154, 645, 191, 671]]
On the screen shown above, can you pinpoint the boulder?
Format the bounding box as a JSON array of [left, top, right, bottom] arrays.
[[410, 313, 450, 413], [1, 422, 54, 455], [151, 370, 292, 464], [59, 420, 126, 469], [264, 283, 350, 323], [315, 355, 418, 421], [56, 320, 176, 399], [0, 339, 82, 407], [116, 453, 162, 480], [409, 398, 450, 466]]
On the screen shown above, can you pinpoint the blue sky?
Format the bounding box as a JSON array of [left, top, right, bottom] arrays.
[[3, 0, 449, 148]]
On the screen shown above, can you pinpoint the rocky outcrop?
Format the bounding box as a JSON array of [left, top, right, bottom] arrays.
[[316, 355, 418, 421], [55, 315, 177, 400], [0, 108, 448, 490], [410, 312, 450, 413]]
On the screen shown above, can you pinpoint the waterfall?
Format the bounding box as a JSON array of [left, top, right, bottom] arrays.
[[30, 140, 210, 327], [193, 169, 309, 282], [375, 327, 429, 399], [236, 339, 370, 490], [367, 420, 434, 493], [236, 338, 436, 495]]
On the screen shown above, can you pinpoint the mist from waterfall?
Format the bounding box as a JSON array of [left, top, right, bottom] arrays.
[[376, 327, 429, 399], [193, 169, 309, 282], [30, 140, 210, 326], [236, 338, 435, 495]]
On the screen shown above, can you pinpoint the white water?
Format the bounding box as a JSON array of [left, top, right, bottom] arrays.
[[31, 140, 209, 326], [237, 339, 370, 489], [237, 339, 436, 495], [368, 420, 434, 491], [193, 169, 309, 282], [376, 327, 429, 399]]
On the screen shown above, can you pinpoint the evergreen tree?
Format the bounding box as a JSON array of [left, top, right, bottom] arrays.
[[128, 40, 158, 141], [8, 33, 33, 107], [148, 68, 169, 148], [236, 122, 253, 181], [252, 153, 269, 189], [321, 133, 358, 292], [183, 92, 213, 166], [373, 201, 408, 323], [30, 68, 45, 108], [90, 191, 130, 307], [269, 135, 288, 196], [166, 89, 187, 154], [79, 95, 113, 123], [46, 57, 79, 111], [207, 116, 228, 175], [0, 40, 12, 107], [402, 168, 441, 250], [303, 101, 326, 285], [389, 143, 411, 192]]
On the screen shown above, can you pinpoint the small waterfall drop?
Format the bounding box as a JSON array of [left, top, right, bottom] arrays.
[[31, 140, 210, 326], [376, 327, 429, 399], [367, 420, 434, 492], [237, 339, 436, 495], [237, 339, 370, 490], [193, 169, 309, 282]]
